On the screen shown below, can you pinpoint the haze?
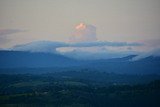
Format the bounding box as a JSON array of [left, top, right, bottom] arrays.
[[0, 0, 160, 48]]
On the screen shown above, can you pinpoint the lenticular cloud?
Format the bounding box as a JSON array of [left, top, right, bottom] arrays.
[[69, 23, 97, 43]]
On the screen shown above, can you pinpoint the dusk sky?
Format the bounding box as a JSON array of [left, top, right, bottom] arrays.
[[0, 0, 160, 49]]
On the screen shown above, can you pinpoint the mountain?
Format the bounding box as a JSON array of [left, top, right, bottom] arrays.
[[0, 51, 76, 68], [85, 55, 160, 74], [0, 50, 160, 74]]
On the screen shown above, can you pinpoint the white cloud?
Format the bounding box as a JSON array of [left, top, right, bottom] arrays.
[[8, 40, 141, 60], [131, 39, 160, 61], [56, 46, 139, 60]]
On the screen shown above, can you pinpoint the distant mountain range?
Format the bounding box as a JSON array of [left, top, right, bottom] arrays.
[[0, 50, 160, 74], [0, 51, 76, 68]]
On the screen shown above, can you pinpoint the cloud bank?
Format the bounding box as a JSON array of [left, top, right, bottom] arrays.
[[69, 41, 142, 47], [0, 29, 24, 46], [9, 39, 160, 60], [0, 29, 23, 36], [11, 40, 141, 51], [9, 40, 142, 60], [131, 39, 160, 61], [11, 41, 67, 53]]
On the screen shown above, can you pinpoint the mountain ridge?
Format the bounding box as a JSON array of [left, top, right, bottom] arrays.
[[0, 50, 160, 74]]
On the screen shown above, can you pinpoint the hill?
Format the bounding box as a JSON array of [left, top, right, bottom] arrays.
[[0, 51, 76, 68], [0, 51, 160, 74]]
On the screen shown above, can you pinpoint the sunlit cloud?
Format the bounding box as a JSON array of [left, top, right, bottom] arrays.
[[69, 23, 97, 43], [75, 23, 86, 30]]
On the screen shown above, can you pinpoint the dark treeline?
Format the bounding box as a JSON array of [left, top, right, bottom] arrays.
[[0, 71, 160, 107]]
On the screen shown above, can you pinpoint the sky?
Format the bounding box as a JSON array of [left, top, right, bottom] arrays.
[[0, 0, 160, 49]]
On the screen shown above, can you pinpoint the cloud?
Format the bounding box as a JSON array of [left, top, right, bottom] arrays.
[[132, 48, 160, 61], [0, 29, 23, 36], [10, 40, 142, 52], [0, 29, 24, 44], [9, 40, 143, 60], [69, 23, 97, 42], [69, 41, 142, 47], [11, 41, 67, 53], [57, 47, 138, 60], [144, 39, 160, 49], [131, 39, 160, 61]]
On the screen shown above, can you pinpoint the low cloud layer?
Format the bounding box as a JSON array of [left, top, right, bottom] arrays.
[[9, 39, 160, 60], [131, 39, 160, 61], [10, 40, 143, 60], [69, 41, 142, 47], [11, 41, 67, 53], [0, 29, 24, 46], [57, 46, 139, 60], [69, 23, 97, 43], [11, 40, 142, 51], [0, 29, 23, 36]]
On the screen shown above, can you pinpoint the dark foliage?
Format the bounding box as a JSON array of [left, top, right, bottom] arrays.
[[0, 71, 160, 107]]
